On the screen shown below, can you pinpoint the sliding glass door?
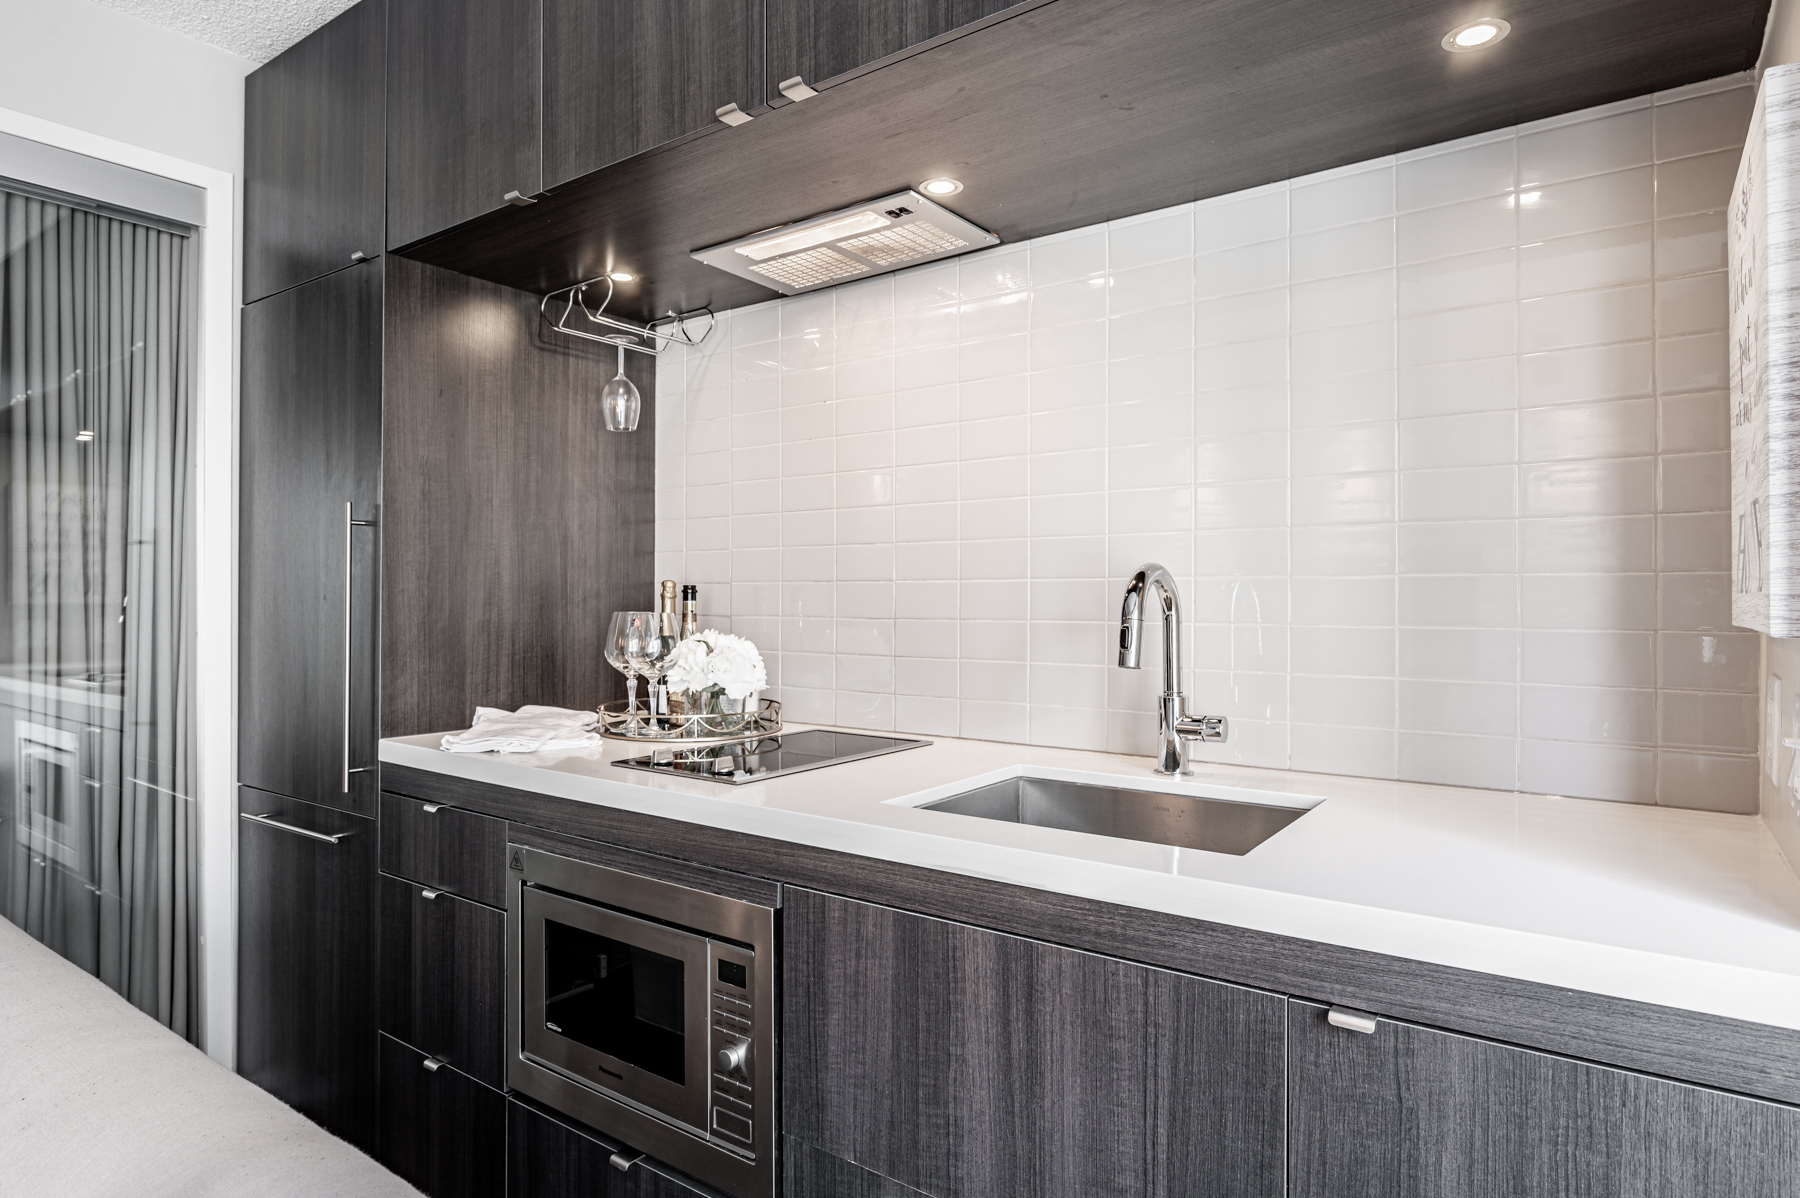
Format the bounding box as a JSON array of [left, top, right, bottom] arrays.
[[0, 185, 198, 1040]]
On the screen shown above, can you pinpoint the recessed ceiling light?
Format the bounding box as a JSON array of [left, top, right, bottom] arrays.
[[1442, 17, 1510, 51], [609, 271, 635, 282], [919, 177, 964, 197]]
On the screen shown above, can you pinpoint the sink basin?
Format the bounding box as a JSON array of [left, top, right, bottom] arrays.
[[920, 775, 1309, 856]]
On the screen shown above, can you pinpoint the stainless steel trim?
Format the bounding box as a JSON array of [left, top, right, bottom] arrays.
[[240, 811, 351, 845], [342, 502, 375, 793], [1328, 1006, 1379, 1034]]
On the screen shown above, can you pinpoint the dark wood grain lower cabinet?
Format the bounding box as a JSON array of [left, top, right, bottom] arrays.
[[782, 888, 1286, 1198], [236, 790, 378, 1152], [379, 1034, 506, 1198], [379, 875, 506, 1089], [507, 1096, 730, 1197], [783, 1135, 929, 1197], [1289, 1000, 1800, 1198], [380, 791, 509, 907]]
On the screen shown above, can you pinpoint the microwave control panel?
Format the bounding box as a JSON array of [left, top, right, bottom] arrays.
[[707, 942, 758, 1154]]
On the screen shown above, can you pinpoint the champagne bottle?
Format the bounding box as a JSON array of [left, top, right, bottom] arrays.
[[655, 581, 678, 722], [680, 584, 699, 640]]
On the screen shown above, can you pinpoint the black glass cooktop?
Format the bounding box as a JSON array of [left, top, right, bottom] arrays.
[[611, 729, 929, 785]]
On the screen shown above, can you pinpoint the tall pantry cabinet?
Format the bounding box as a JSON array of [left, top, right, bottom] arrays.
[[236, 0, 653, 1158]]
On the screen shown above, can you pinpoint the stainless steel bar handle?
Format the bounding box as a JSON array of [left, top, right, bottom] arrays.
[[241, 810, 352, 845], [343, 502, 376, 793]]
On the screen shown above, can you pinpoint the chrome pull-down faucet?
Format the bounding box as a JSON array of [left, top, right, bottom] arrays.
[[1117, 563, 1228, 776]]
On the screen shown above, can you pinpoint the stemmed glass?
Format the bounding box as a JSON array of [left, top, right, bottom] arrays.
[[630, 611, 678, 732], [606, 611, 653, 725]]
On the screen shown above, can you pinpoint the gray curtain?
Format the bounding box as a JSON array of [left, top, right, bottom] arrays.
[[0, 187, 197, 1041]]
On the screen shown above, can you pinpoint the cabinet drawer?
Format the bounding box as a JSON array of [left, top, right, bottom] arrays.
[[379, 1033, 506, 1198], [379, 875, 506, 1088], [507, 1096, 730, 1197], [380, 791, 507, 906], [784, 1135, 925, 1197]]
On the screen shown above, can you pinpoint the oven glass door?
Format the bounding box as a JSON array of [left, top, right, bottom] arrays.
[[521, 884, 711, 1132]]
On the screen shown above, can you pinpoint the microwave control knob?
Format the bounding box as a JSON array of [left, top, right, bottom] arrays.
[[716, 1039, 750, 1074]]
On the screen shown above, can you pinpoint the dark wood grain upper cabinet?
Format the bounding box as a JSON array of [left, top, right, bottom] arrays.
[[239, 261, 382, 817], [782, 888, 1286, 1198], [237, 789, 379, 1152], [765, 0, 1034, 100], [386, 0, 542, 249], [543, 0, 762, 190], [1288, 1000, 1800, 1198], [243, 0, 385, 303]]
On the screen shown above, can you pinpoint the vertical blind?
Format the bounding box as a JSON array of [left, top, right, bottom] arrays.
[[0, 187, 197, 1040]]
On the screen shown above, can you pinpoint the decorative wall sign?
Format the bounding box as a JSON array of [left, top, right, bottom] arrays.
[[1732, 64, 1800, 635]]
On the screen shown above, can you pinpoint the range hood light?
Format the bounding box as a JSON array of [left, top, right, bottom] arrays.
[[733, 210, 892, 261], [608, 270, 635, 282], [920, 177, 963, 196], [694, 191, 1000, 296]]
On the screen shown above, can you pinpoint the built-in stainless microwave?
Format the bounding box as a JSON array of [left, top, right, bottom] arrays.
[[506, 846, 776, 1198]]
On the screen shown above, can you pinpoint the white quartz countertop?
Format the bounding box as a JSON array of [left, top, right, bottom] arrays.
[[381, 726, 1800, 1032]]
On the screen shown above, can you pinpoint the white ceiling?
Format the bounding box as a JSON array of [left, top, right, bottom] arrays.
[[94, 0, 358, 64]]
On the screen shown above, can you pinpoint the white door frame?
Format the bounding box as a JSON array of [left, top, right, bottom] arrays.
[[0, 105, 238, 1067]]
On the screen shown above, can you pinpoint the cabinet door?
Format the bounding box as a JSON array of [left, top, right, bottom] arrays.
[[542, 0, 760, 190], [1289, 1000, 1800, 1198], [379, 1034, 507, 1198], [237, 789, 378, 1152], [386, 0, 542, 248], [507, 1097, 731, 1197], [782, 888, 1285, 1198], [766, 0, 1031, 100], [379, 875, 506, 1088], [243, 0, 384, 303], [239, 261, 382, 817]]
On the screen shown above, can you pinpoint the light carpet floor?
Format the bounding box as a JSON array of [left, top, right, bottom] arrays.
[[0, 915, 421, 1197]]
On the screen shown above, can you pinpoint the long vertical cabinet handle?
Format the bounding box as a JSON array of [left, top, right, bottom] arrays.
[[344, 501, 377, 793]]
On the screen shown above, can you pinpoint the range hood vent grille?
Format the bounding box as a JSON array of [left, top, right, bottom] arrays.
[[693, 191, 999, 296]]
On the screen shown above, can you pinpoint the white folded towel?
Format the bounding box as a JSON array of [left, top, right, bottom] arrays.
[[440, 704, 603, 754]]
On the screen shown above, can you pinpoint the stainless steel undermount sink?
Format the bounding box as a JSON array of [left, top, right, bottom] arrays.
[[920, 775, 1309, 856]]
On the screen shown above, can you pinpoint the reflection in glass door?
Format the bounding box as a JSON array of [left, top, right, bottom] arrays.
[[0, 184, 197, 1039]]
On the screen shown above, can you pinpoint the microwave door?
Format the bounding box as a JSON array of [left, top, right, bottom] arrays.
[[521, 886, 712, 1133]]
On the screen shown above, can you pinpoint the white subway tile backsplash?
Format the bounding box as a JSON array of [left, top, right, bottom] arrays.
[[1654, 149, 1738, 219], [1518, 109, 1652, 186], [655, 79, 1752, 811]]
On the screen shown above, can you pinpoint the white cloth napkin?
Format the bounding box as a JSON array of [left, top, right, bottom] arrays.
[[439, 705, 602, 754]]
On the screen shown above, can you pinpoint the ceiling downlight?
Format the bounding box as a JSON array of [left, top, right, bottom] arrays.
[[1442, 17, 1511, 51]]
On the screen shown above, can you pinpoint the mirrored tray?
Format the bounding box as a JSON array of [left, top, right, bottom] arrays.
[[597, 697, 781, 745]]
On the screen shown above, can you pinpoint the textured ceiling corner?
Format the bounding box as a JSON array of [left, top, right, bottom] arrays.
[[92, 0, 359, 63]]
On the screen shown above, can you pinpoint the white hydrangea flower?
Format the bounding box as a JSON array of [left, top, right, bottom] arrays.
[[663, 629, 767, 700]]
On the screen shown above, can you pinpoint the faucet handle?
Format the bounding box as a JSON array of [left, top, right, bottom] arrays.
[[1175, 714, 1229, 743]]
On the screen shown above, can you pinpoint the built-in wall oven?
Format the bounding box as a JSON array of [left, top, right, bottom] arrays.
[[507, 846, 776, 1198]]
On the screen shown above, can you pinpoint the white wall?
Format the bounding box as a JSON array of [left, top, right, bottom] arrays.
[[656, 76, 1759, 813], [0, 0, 253, 175]]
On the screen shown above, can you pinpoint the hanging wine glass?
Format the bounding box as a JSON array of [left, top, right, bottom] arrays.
[[601, 340, 641, 432]]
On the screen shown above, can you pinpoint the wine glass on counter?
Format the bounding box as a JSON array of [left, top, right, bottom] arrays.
[[630, 613, 678, 732], [606, 611, 653, 727]]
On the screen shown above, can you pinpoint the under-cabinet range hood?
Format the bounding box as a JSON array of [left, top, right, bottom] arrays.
[[691, 190, 998, 295]]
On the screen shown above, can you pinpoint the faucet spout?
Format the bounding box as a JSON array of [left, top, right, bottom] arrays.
[[1116, 563, 1228, 775]]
